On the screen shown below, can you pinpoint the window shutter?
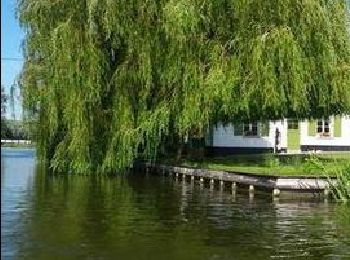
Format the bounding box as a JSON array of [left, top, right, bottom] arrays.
[[234, 123, 243, 136], [260, 121, 270, 136], [333, 116, 342, 137], [308, 119, 316, 136]]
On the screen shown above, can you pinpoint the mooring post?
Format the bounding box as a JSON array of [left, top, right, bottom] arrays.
[[220, 180, 224, 189], [182, 178, 187, 188], [200, 177, 204, 188], [231, 191, 236, 202], [231, 181, 237, 195], [324, 186, 330, 197], [273, 197, 280, 204], [190, 175, 195, 187], [249, 192, 254, 201], [273, 188, 280, 197], [249, 185, 254, 192], [231, 182, 236, 190], [209, 179, 214, 190], [324, 189, 329, 196], [182, 173, 186, 182]]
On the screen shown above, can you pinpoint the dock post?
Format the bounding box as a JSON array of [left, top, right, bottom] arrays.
[[200, 177, 204, 188], [272, 188, 280, 197], [209, 179, 214, 190], [324, 186, 330, 197], [231, 191, 236, 201], [273, 197, 280, 203], [220, 180, 224, 190], [182, 173, 186, 182], [190, 175, 195, 186], [231, 182, 236, 196], [231, 182, 236, 190], [248, 185, 254, 200], [175, 172, 179, 183]]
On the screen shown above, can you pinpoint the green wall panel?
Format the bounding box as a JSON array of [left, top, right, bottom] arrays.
[[288, 125, 300, 150], [308, 119, 316, 136], [333, 116, 342, 137]]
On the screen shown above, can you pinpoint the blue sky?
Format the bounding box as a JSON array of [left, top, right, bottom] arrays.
[[1, 0, 24, 119]]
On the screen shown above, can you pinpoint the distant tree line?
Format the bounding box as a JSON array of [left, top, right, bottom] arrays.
[[1, 86, 12, 138], [1, 85, 31, 140]]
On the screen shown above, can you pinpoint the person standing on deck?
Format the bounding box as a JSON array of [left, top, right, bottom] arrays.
[[275, 128, 281, 154]]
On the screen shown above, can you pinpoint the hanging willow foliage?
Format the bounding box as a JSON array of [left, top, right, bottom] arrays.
[[18, 0, 350, 173]]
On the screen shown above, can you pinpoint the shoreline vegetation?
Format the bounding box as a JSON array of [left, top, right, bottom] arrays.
[[160, 153, 350, 177], [2, 146, 348, 200], [1, 144, 35, 149]]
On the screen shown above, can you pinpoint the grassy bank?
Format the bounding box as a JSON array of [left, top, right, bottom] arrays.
[[160, 153, 350, 177], [327, 164, 350, 202]]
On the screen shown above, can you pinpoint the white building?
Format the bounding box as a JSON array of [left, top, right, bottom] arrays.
[[205, 115, 350, 154]]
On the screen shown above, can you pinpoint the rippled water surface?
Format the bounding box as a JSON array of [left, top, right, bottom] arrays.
[[1, 148, 350, 259]]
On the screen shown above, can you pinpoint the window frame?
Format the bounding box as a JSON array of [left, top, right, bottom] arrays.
[[287, 119, 299, 129], [316, 117, 331, 137], [243, 122, 258, 137]]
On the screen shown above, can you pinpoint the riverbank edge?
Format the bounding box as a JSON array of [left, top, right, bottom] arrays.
[[141, 163, 337, 196], [1, 145, 36, 150]]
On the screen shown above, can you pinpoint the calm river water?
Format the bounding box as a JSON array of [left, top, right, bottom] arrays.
[[1, 148, 350, 259]]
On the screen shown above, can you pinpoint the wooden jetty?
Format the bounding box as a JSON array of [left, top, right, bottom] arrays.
[[142, 163, 336, 197]]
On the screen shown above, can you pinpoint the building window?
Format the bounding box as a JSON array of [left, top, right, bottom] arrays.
[[288, 119, 299, 129], [317, 117, 330, 136], [243, 122, 258, 136]]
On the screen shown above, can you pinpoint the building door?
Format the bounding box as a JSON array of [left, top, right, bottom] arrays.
[[287, 119, 300, 151]]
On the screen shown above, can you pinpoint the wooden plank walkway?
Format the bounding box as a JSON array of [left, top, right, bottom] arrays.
[[142, 163, 336, 197]]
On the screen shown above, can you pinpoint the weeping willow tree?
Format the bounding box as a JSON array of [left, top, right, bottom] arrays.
[[18, 0, 350, 173]]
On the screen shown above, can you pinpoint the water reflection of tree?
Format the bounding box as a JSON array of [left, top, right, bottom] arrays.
[[1, 157, 5, 190], [21, 166, 139, 258], [126, 175, 182, 226], [127, 177, 275, 258], [148, 179, 350, 259], [334, 204, 350, 257], [19, 169, 350, 259], [272, 200, 350, 259]]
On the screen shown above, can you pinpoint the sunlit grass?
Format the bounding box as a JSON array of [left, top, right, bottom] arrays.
[[161, 153, 350, 177]]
